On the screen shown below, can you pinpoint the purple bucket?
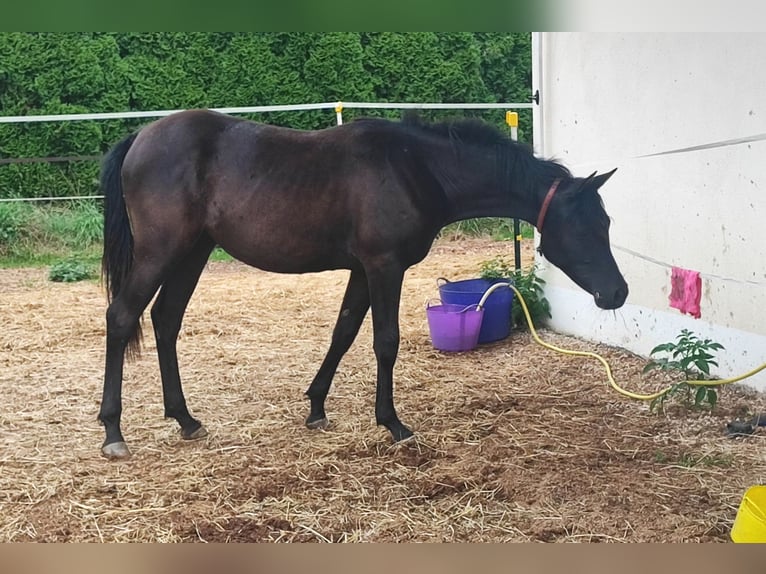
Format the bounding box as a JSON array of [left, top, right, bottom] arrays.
[[426, 301, 484, 352], [437, 278, 513, 343]]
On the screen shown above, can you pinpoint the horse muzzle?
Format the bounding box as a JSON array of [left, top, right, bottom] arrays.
[[593, 282, 629, 310]]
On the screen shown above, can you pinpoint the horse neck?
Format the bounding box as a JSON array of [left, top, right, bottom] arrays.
[[438, 152, 561, 226]]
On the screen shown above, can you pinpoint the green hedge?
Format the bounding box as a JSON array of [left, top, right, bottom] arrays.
[[0, 33, 531, 199]]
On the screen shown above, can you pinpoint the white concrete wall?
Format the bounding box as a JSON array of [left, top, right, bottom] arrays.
[[536, 33, 766, 390]]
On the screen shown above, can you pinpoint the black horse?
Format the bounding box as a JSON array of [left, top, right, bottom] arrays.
[[98, 109, 628, 459]]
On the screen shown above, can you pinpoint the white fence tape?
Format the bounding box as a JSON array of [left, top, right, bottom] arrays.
[[0, 101, 533, 125], [0, 101, 532, 202]]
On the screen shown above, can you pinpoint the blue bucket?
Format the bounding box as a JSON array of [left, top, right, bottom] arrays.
[[437, 278, 513, 343]]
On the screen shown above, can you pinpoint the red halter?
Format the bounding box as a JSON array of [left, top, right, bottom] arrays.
[[536, 179, 561, 232]]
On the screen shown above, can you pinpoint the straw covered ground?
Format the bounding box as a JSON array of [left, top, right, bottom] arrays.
[[1, 237, 765, 543]]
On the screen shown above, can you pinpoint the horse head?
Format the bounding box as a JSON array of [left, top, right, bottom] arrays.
[[537, 169, 628, 310]]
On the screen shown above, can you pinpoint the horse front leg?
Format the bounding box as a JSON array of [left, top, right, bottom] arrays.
[[305, 267, 370, 430], [366, 261, 413, 442]]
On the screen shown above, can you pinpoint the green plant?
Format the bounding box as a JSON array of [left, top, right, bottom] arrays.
[[642, 329, 724, 413], [0, 202, 26, 247], [479, 256, 551, 329], [48, 258, 96, 282], [210, 247, 234, 262]]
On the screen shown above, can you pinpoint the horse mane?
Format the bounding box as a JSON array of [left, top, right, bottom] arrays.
[[395, 111, 572, 189], [400, 111, 508, 146]]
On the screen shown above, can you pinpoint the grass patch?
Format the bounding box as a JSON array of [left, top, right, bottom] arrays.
[[0, 200, 103, 267], [654, 450, 734, 469], [43, 201, 103, 247], [440, 217, 533, 241]]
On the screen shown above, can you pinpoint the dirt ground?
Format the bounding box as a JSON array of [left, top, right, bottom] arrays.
[[1, 237, 765, 542]]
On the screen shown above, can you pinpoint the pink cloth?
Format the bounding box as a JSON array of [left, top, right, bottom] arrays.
[[669, 267, 702, 319]]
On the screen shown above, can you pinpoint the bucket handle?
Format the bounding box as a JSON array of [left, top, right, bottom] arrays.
[[426, 298, 480, 313], [477, 282, 512, 310], [436, 277, 450, 287]]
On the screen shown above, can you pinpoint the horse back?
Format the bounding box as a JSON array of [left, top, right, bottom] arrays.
[[121, 110, 447, 272]]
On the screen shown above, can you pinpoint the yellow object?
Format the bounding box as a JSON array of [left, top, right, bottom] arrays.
[[505, 111, 518, 128], [731, 486, 766, 543], [511, 285, 766, 402], [335, 102, 343, 114]]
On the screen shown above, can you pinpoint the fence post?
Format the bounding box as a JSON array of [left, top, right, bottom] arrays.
[[506, 111, 522, 270], [335, 101, 343, 125]]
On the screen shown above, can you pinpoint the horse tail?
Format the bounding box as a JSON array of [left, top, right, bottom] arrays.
[[101, 132, 141, 356]]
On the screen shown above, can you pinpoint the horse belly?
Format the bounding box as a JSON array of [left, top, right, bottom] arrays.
[[211, 217, 353, 274]]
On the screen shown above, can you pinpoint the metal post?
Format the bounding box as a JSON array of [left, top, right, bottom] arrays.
[[506, 111, 522, 270]]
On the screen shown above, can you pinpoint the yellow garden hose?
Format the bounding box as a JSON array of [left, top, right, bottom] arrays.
[[509, 284, 766, 402]]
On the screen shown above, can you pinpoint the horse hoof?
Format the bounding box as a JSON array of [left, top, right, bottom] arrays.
[[182, 425, 209, 440], [306, 416, 329, 430], [382, 421, 414, 443], [102, 441, 131, 460], [395, 433, 417, 445]]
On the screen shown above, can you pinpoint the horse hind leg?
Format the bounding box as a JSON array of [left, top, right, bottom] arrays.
[[305, 267, 370, 430], [150, 235, 216, 440], [100, 264, 168, 459]]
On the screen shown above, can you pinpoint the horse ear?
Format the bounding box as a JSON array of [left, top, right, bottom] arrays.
[[590, 168, 618, 190], [571, 171, 598, 194]]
